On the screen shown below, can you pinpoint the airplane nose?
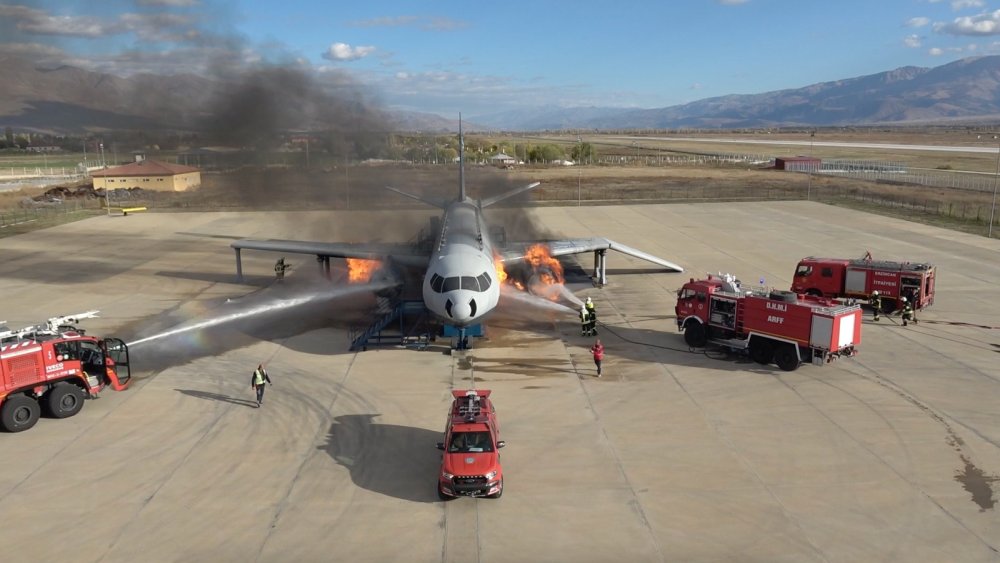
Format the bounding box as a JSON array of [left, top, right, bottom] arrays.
[[450, 300, 472, 321]]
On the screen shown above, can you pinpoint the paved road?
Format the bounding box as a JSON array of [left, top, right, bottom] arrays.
[[1, 203, 998, 562]]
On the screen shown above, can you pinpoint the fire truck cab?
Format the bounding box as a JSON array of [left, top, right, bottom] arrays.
[[436, 389, 505, 499], [676, 274, 862, 371], [791, 254, 935, 313], [0, 312, 131, 433]]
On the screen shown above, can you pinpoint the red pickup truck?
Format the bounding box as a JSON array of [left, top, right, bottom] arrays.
[[436, 389, 505, 499]]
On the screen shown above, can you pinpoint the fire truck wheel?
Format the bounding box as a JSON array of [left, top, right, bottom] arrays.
[[488, 478, 504, 499], [1, 394, 41, 433], [806, 289, 823, 297], [881, 299, 897, 314], [45, 384, 85, 419], [684, 322, 707, 347], [749, 339, 774, 365], [774, 345, 800, 372]]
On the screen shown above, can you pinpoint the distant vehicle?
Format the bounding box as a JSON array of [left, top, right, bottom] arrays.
[[790, 253, 935, 313], [676, 274, 861, 371], [0, 312, 131, 433], [436, 389, 504, 499]]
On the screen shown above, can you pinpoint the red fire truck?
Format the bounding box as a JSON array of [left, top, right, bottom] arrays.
[[0, 311, 131, 433], [676, 274, 862, 371], [790, 253, 935, 313], [436, 389, 505, 499]]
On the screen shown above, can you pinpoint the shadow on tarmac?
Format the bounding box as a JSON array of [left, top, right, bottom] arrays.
[[175, 388, 260, 408], [318, 414, 441, 503]]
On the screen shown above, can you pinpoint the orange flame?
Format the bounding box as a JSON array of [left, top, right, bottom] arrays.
[[346, 258, 381, 283], [524, 244, 564, 284], [494, 255, 508, 284]]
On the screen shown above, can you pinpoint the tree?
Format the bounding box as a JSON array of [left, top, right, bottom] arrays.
[[4, 127, 12, 146], [571, 142, 596, 163], [14, 135, 29, 150], [529, 144, 564, 163]]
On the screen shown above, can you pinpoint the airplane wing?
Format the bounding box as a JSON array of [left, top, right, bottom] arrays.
[[500, 237, 684, 272], [231, 239, 431, 268]]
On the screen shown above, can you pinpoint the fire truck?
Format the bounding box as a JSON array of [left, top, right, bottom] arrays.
[[436, 389, 505, 499], [676, 274, 862, 371], [0, 311, 131, 433], [790, 253, 936, 313]]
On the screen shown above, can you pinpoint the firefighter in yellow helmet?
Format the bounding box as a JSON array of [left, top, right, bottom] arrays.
[[585, 297, 597, 336]]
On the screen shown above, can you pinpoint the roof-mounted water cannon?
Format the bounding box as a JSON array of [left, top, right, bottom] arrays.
[[0, 310, 101, 343]]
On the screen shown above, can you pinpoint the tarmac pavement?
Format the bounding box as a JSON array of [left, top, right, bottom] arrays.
[[0, 201, 998, 562]]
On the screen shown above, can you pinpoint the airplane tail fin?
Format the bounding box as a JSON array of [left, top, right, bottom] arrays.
[[479, 182, 541, 208], [459, 114, 467, 202]]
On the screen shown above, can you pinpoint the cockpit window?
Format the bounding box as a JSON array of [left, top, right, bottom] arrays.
[[442, 277, 461, 292], [461, 276, 480, 291], [477, 273, 491, 291], [431, 273, 445, 293]]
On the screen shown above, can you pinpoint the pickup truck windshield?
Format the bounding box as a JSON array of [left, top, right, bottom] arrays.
[[449, 431, 494, 453]]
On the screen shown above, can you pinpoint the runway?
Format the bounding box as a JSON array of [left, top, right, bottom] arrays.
[[0, 203, 998, 561], [610, 135, 1000, 154]]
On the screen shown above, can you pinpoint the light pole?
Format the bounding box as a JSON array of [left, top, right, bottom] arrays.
[[577, 136, 582, 206], [806, 130, 815, 201], [633, 141, 639, 164], [990, 136, 1000, 238]]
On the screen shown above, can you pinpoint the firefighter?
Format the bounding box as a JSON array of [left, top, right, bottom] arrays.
[[869, 290, 882, 322], [250, 363, 272, 407], [901, 297, 916, 326], [274, 257, 287, 281], [580, 307, 590, 336], [585, 297, 597, 336]]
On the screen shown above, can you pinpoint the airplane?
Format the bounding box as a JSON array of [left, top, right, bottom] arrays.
[[230, 120, 683, 342]]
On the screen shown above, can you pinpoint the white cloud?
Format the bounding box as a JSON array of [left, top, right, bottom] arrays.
[[934, 10, 1000, 35], [0, 41, 69, 59], [689, 82, 703, 90], [322, 43, 376, 62], [929, 47, 944, 55], [904, 34, 922, 47], [905, 17, 930, 27], [951, 0, 985, 10], [349, 15, 468, 31], [350, 16, 419, 28], [0, 5, 113, 37]]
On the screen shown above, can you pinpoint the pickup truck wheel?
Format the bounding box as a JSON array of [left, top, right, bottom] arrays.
[[684, 322, 707, 347], [488, 478, 503, 499], [46, 383, 85, 419], [1, 394, 41, 433], [774, 345, 800, 372], [749, 339, 774, 365]]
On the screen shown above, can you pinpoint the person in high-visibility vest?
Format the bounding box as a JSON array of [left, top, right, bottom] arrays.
[[274, 257, 287, 281], [250, 363, 272, 407]]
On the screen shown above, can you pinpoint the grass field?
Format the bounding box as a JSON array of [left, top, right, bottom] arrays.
[[2, 130, 999, 239]]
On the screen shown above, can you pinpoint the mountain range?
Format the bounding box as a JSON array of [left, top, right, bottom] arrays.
[[3, 54, 1000, 134]]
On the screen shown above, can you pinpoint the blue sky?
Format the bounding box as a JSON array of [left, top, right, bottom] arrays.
[[2, 0, 1000, 118]]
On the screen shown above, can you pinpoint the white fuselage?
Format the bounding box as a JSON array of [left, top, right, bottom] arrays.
[[422, 201, 501, 327]]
